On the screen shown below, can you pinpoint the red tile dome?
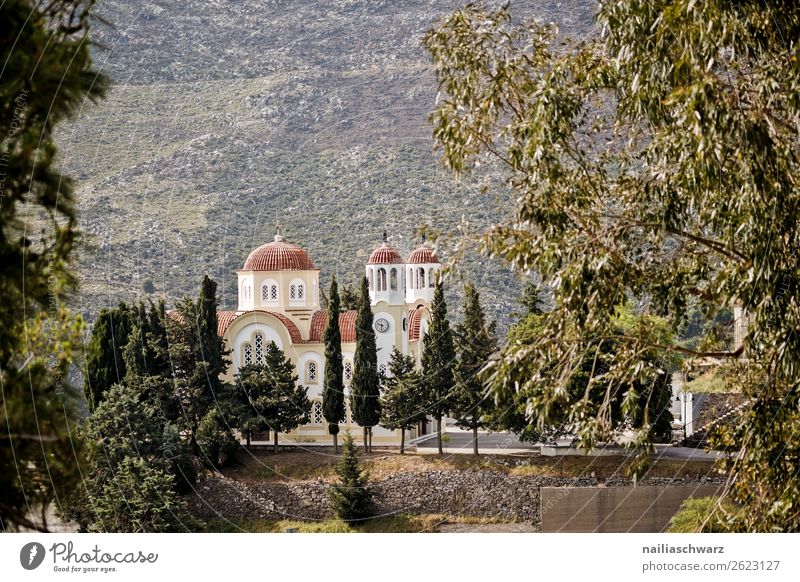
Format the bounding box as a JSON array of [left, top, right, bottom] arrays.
[[407, 245, 439, 264], [242, 235, 317, 271], [367, 242, 403, 264]]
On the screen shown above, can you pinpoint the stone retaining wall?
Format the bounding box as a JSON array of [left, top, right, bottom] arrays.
[[188, 470, 721, 528]]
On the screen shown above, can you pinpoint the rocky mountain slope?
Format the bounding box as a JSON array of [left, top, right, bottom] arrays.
[[60, 0, 595, 325]]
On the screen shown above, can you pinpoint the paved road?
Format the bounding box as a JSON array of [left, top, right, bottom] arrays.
[[414, 430, 722, 461], [414, 431, 538, 454]]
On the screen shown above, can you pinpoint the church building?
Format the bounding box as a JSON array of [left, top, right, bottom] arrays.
[[216, 233, 440, 445]]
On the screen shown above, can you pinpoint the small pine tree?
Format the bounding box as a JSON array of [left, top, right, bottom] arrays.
[[380, 349, 427, 453], [350, 277, 381, 451], [329, 433, 373, 525], [420, 282, 456, 454], [323, 276, 346, 452], [452, 283, 498, 455]]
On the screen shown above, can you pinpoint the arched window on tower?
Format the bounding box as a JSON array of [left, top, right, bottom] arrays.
[[243, 343, 253, 366], [390, 268, 397, 291], [254, 333, 264, 364], [262, 281, 278, 304], [417, 267, 425, 290], [368, 269, 374, 290], [377, 268, 387, 291], [428, 268, 436, 288]]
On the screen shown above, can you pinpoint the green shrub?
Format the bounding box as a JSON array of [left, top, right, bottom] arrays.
[[668, 497, 732, 533], [329, 433, 373, 524]]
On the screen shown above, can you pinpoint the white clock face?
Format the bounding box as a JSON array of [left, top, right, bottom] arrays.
[[374, 318, 390, 333]]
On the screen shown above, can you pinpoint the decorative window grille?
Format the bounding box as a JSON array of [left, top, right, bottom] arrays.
[[297, 284, 305, 300], [344, 362, 353, 382], [312, 401, 323, 425], [379, 363, 387, 377], [270, 284, 278, 301], [307, 361, 317, 383], [243, 343, 252, 366], [261, 285, 269, 302], [290, 285, 297, 300], [254, 333, 263, 364]]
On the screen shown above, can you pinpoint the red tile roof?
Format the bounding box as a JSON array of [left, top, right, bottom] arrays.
[[308, 309, 358, 343], [407, 245, 439, 264], [367, 242, 403, 264], [408, 305, 428, 341], [242, 235, 317, 271], [216, 309, 304, 343]]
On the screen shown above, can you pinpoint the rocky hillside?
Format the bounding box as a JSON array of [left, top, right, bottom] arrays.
[[60, 0, 596, 325]]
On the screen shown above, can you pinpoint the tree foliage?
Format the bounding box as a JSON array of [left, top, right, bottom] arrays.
[[380, 348, 426, 453], [420, 282, 456, 454], [0, 0, 108, 531], [84, 303, 132, 410], [451, 283, 497, 455], [425, 1, 800, 529], [323, 276, 345, 449], [328, 433, 373, 524], [350, 276, 380, 449]]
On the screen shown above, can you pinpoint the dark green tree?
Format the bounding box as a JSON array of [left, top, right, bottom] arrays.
[[91, 457, 200, 533], [196, 408, 239, 468], [420, 282, 456, 455], [380, 349, 426, 453], [329, 433, 373, 525], [84, 303, 132, 410], [323, 276, 346, 452], [0, 0, 108, 531], [123, 300, 171, 380], [254, 342, 311, 453], [168, 276, 231, 454], [452, 283, 498, 455], [350, 277, 381, 451], [339, 283, 360, 311]]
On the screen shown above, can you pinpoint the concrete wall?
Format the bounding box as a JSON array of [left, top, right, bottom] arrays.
[[540, 484, 723, 533]]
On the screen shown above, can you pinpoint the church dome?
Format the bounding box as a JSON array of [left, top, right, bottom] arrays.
[[242, 235, 317, 271], [407, 245, 439, 264], [367, 242, 403, 264]]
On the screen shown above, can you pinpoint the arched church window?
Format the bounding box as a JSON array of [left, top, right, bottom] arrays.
[[379, 363, 387, 377], [312, 401, 323, 425], [344, 361, 353, 383], [368, 269, 374, 290], [254, 333, 264, 364], [270, 284, 278, 301], [243, 343, 253, 366], [428, 268, 436, 288], [417, 267, 425, 289], [377, 268, 387, 291], [307, 361, 318, 384], [297, 283, 305, 300], [290, 284, 297, 300], [390, 268, 397, 291], [262, 282, 278, 303]]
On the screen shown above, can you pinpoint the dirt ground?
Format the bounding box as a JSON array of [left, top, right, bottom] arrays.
[[225, 447, 722, 484]]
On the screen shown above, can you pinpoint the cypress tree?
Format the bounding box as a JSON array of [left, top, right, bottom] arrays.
[[350, 276, 381, 452], [420, 282, 456, 455], [452, 283, 498, 455], [84, 303, 132, 410], [380, 348, 426, 453], [329, 432, 373, 524], [169, 276, 230, 454], [323, 276, 346, 452]]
